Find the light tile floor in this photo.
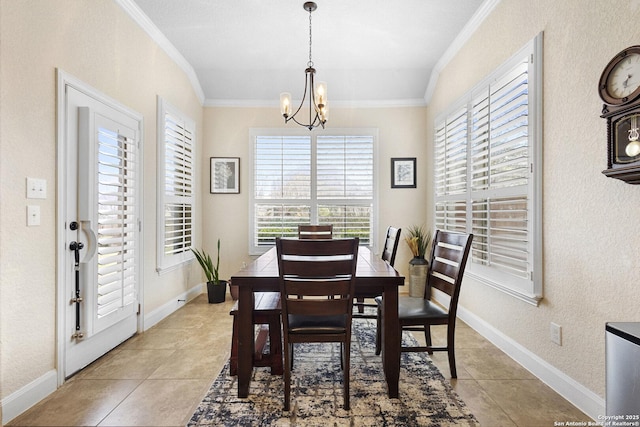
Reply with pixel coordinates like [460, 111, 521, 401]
[8, 294, 589, 426]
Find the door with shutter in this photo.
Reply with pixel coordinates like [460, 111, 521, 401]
[60, 79, 142, 377]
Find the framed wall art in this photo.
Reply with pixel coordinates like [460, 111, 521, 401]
[210, 157, 240, 194]
[391, 157, 416, 188]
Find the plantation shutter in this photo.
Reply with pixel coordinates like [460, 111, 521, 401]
[96, 126, 137, 318]
[317, 136, 374, 245]
[435, 106, 468, 235]
[254, 135, 312, 245]
[250, 130, 377, 253]
[157, 98, 196, 272]
[470, 60, 530, 278]
[433, 33, 542, 303]
[163, 111, 194, 255]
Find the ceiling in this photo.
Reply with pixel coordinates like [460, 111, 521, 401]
[128, 0, 488, 107]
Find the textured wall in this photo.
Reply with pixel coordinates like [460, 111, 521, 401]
[427, 0, 640, 398]
[0, 0, 203, 400]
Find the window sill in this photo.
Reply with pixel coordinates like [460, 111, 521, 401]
[156, 257, 194, 276]
[466, 271, 542, 307]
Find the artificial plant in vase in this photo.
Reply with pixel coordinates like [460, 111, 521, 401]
[405, 225, 432, 298]
[405, 225, 431, 259]
[191, 238, 227, 303]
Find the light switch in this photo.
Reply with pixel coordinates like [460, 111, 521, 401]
[27, 205, 41, 226]
[26, 177, 47, 199]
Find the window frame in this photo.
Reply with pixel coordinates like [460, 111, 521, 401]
[249, 128, 379, 255]
[156, 97, 196, 273]
[433, 33, 543, 305]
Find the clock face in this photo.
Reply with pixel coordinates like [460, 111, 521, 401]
[607, 52, 640, 99]
[599, 46, 640, 105]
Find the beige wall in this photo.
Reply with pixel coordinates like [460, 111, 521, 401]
[0, 0, 203, 404]
[201, 106, 429, 282]
[427, 0, 640, 400]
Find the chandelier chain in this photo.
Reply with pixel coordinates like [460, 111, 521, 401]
[308, 10, 313, 67]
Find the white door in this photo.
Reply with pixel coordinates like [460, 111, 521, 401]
[59, 78, 142, 378]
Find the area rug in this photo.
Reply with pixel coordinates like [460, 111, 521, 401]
[188, 318, 478, 426]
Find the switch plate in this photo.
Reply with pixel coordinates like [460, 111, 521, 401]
[27, 205, 41, 226]
[26, 177, 47, 199]
[550, 322, 562, 346]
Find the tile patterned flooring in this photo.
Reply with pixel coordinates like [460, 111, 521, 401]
[8, 294, 589, 426]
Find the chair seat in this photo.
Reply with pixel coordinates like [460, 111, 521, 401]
[398, 296, 448, 320]
[374, 296, 448, 320]
[289, 314, 347, 334]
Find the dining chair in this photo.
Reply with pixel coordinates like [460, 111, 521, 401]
[354, 226, 401, 318]
[297, 224, 333, 239]
[276, 237, 359, 411]
[374, 230, 473, 378]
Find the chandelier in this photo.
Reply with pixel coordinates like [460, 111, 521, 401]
[280, 1, 328, 131]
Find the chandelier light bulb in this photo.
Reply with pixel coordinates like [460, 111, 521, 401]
[315, 81, 327, 106]
[280, 93, 292, 117]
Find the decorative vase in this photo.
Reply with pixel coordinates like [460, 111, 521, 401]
[207, 280, 227, 304]
[408, 257, 428, 298]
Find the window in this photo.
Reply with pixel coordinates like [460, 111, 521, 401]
[434, 33, 542, 305]
[156, 97, 195, 272]
[249, 129, 377, 254]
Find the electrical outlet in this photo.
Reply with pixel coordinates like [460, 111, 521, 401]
[27, 205, 41, 226]
[550, 322, 562, 346]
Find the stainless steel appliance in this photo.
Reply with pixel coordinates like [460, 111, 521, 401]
[606, 322, 640, 417]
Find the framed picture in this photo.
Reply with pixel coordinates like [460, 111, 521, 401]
[391, 157, 416, 188]
[210, 157, 240, 194]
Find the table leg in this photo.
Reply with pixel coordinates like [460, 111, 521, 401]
[382, 286, 400, 398]
[237, 286, 254, 398]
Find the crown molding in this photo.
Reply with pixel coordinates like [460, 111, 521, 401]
[424, 0, 501, 104]
[114, 0, 205, 104]
[204, 98, 427, 109]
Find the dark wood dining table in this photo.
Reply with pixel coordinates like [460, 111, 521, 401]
[230, 245, 405, 399]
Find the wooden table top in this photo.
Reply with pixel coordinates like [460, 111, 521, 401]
[231, 246, 405, 287]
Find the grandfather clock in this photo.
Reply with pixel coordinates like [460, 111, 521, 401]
[599, 46, 640, 184]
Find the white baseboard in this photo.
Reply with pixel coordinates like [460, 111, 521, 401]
[1, 369, 57, 425]
[143, 283, 204, 330]
[455, 304, 605, 420]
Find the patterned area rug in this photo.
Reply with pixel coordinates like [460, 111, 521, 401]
[188, 318, 478, 426]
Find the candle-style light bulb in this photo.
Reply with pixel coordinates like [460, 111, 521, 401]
[280, 93, 292, 117]
[315, 82, 327, 107]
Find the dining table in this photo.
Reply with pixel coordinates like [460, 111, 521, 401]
[230, 244, 405, 399]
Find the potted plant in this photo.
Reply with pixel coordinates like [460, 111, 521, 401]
[191, 239, 227, 303]
[405, 225, 432, 298]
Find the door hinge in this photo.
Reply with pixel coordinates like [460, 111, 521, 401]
[138, 219, 142, 232]
[137, 303, 141, 315]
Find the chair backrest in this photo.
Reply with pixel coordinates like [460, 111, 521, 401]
[276, 237, 359, 321]
[298, 224, 333, 239]
[381, 226, 402, 267]
[426, 230, 473, 316]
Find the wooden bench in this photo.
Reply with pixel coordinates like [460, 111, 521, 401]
[229, 291, 283, 376]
